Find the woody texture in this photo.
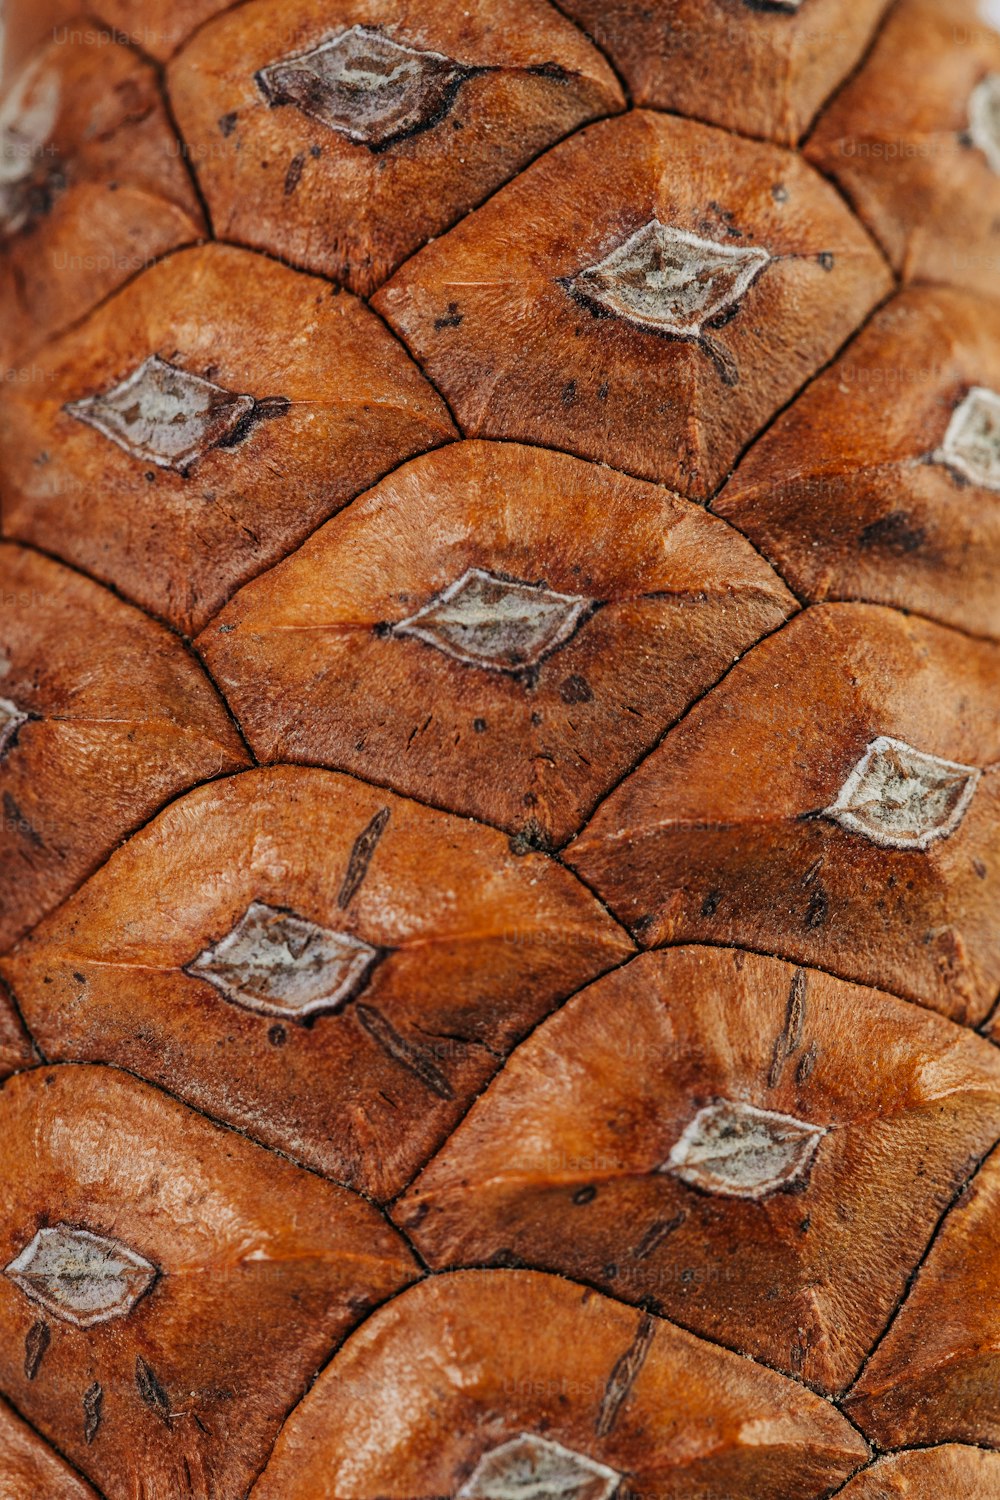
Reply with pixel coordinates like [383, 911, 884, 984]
[0, 1, 999, 1497]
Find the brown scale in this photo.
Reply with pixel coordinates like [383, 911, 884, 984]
[0, 1, 998, 1496]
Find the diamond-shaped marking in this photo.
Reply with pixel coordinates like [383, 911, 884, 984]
[664, 1100, 826, 1201]
[184, 901, 382, 1021]
[5, 1225, 157, 1329]
[969, 74, 1000, 176]
[66, 355, 256, 471]
[457, 1434, 621, 1500]
[394, 568, 592, 673]
[825, 736, 980, 852]
[935, 386, 1000, 492]
[0, 696, 29, 758]
[257, 26, 467, 150]
[0, 58, 61, 235]
[567, 222, 771, 340]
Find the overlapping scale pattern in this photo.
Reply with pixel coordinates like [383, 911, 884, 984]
[1, 1, 998, 1495]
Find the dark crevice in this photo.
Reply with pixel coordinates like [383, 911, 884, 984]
[705, 284, 900, 511]
[560, 604, 803, 850]
[646, 936, 983, 1034]
[841, 1135, 1000, 1403]
[544, 0, 633, 108]
[0, 1388, 111, 1500]
[0, 971, 45, 1065]
[798, 0, 901, 151]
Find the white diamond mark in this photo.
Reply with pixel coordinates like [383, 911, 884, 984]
[664, 1101, 825, 1201]
[457, 1434, 621, 1500]
[936, 387, 1000, 492]
[826, 736, 980, 852]
[0, 696, 29, 758]
[394, 568, 592, 673]
[66, 355, 256, 471]
[184, 901, 382, 1021]
[567, 222, 771, 340]
[969, 73, 1000, 175]
[5, 1225, 157, 1329]
[0, 56, 61, 235]
[257, 26, 466, 149]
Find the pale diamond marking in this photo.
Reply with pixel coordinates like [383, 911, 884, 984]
[5, 1225, 157, 1328]
[567, 221, 771, 340]
[826, 736, 980, 851]
[394, 568, 592, 673]
[257, 26, 467, 149]
[936, 387, 1000, 492]
[66, 355, 256, 471]
[664, 1100, 825, 1200]
[185, 900, 381, 1021]
[0, 55, 61, 235]
[0, 696, 29, 758]
[969, 73, 1000, 176]
[457, 1433, 621, 1500]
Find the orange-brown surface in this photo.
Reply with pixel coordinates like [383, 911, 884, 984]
[715, 288, 1000, 641]
[0, 31, 204, 365]
[374, 110, 893, 499]
[1, 1, 998, 1495]
[0, 543, 247, 949]
[0, 1065, 418, 1500]
[570, 605, 1000, 1022]
[250, 1272, 868, 1499]
[169, 0, 624, 296]
[0, 245, 454, 634]
[199, 440, 795, 844]
[1, 767, 632, 1199]
[396, 947, 1000, 1391]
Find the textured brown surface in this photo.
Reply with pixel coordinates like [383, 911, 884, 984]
[556, 0, 892, 145]
[716, 287, 1000, 640]
[570, 605, 1000, 1023]
[0, 543, 247, 950]
[169, 0, 624, 296]
[250, 1271, 868, 1499]
[0, 244, 455, 634]
[1, 1, 999, 1495]
[0, 1397, 99, 1500]
[846, 1141, 1000, 1449]
[1, 766, 631, 1199]
[0, 1065, 418, 1500]
[374, 109, 893, 499]
[837, 1446, 1000, 1498]
[198, 440, 795, 844]
[0, 32, 204, 366]
[397, 947, 1000, 1391]
[805, 0, 1000, 297]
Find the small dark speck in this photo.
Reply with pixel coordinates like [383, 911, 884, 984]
[218, 112, 238, 137]
[218, 623, 235, 634]
[597, 381, 609, 400]
[974, 859, 988, 879]
[561, 380, 577, 406]
[473, 718, 487, 734]
[145, 472, 156, 483]
[818, 252, 835, 271]
[559, 674, 593, 705]
[268, 1024, 287, 1046]
[701, 890, 721, 918]
[434, 302, 463, 330]
[573, 1185, 597, 1205]
[772, 183, 789, 203]
[310, 144, 322, 158]
[73, 971, 87, 984]
[531, 711, 544, 727]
